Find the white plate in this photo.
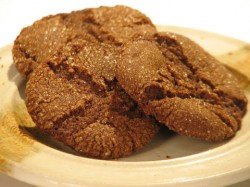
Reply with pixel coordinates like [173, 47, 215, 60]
[0, 26, 250, 187]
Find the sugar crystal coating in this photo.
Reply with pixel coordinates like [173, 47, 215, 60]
[12, 5, 156, 79]
[26, 39, 159, 159]
[116, 32, 247, 141]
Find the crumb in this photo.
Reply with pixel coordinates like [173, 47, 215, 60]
[165, 155, 171, 159]
[228, 52, 233, 55]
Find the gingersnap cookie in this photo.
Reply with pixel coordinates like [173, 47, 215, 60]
[12, 5, 156, 79]
[26, 39, 159, 159]
[12, 13, 96, 79]
[116, 32, 248, 142]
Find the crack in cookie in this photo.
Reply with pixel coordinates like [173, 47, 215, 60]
[116, 32, 247, 142]
[26, 39, 159, 159]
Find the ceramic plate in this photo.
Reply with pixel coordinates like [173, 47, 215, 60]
[0, 26, 250, 187]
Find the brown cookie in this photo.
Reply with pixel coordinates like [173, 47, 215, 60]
[12, 13, 96, 79]
[75, 5, 156, 44]
[12, 5, 156, 79]
[26, 39, 159, 159]
[116, 32, 248, 142]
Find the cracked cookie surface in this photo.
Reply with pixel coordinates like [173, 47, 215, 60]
[12, 5, 156, 79]
[116, 32, 248, 141]
[26, 39, 159, 159]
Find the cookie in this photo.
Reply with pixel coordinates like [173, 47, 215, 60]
[12, 13, 95, 79]
[12, 5, 156, 79]
[26, 39, 159, 159]
[116, 32, 248, 142]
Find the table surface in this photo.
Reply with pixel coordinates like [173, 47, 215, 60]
[0, 0, 250, 186]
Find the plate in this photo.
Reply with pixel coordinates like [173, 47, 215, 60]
[0, 26, 250, 187]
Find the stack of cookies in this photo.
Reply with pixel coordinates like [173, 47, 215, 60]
[12, 5, 247, 159]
